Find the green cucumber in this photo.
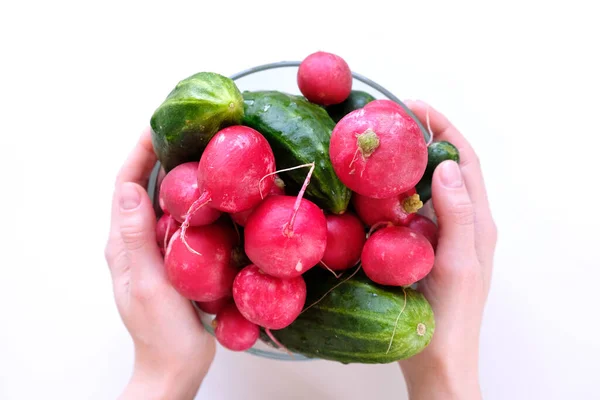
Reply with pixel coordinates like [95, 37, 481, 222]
[325, 90, 376, 122]
[416, 141, 460, 203]
[242, 91, 351, 214]
[263, 268, 434, 364]
[150, 72, 244, 172]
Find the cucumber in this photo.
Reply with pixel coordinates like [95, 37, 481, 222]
[263, 268, 434, 364]
[150, 72, 244, 172]
[416, 141, 460, 203]
[242, 91, 351, 214]
[325, 90, 376, 122]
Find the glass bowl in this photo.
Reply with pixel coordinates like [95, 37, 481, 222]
[146, 61, 428, 361]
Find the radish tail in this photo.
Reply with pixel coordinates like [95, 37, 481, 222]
[320, 261, 342, 278]
[258, 163, 313, 199]
[301, 264, 362, 315]
[265, 329, 294, 358]
[386, 287, 408, 354]
[367, 221, 394, 238]
[283, 162, 315, 236]
[180, 191, 211, 256]
[163, 215, 173, 250]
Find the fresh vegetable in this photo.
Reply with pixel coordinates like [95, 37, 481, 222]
[407, 215, 438, 251]
[244, 196, 327, 278]
[297, 51, 352, 105]
[159, 162, 221, 226]
[264, 268, 435, 364]
[416, 141, 460, 203]
[195, 297, 232, 315]
[214, 302, 260, 351]
[165, 225, 238, 302]
[330, 107, 428, 198]
[326, 90, 376, 122]
[352, 188, 423, 227]
[363, 99, 406, 114]
[156, 213, 180, 254]
[242, 90, 351, 214]
[361, 226, 434, 286]
[150, 72, 244, 171]
[233, 265, 306, 330]
[230, 175, 285, 227]
[321, 213, 366, 271]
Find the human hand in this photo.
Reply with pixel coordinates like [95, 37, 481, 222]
[398, 101, 497, 400]
[104, 128, 215, 400]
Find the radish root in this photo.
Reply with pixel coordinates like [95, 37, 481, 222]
[283, 162, 315, 236]
[180, 192, 211, 256]
[164, 215, 173, 251]
[301, 264, 362, 315]
[259, 163, 313, 199]
[367, 221, 394, 238]
[265, 328, 294, 358]
[425, 106, 434, 147]
[320, 261, 342, 278]
[386, 287, 408, 354]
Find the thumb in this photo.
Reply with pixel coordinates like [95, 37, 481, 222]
[118, 182, 163, 277]
[431, 161, 477, 269]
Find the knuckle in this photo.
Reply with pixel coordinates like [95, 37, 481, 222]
[120, 222, 147, 251]
[448, 202, 475, 226]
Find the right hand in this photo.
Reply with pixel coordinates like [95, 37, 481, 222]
[398, 101, 497, 400]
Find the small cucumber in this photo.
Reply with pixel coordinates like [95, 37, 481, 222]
[262, 268, 435, 364]
[325, 90, 376, 122]
[416, 141, 460, 203]
[242, 91, 351, 214]
[150, 72, 244, 171]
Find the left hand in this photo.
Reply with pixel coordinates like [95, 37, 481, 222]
[104, 128, 215, 400]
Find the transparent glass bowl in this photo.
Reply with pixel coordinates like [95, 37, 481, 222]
[146, 61, 428, 361]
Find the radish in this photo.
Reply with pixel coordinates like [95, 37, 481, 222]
[213, 302, 260, 351]
[321, 213, 366, 272]
[352, 187, 423, 227]
[363, 99, 407, 115]
[244, 195, 327, 278]
[407, 214, 439, 251]
[329, 107, 427, 198]
[165, 224, 238, 302]
[155, 213, 180, 254]
[297, 51, 352, 106]
[195, 297, 232, 315]
[230, 175, 285, 227]
[233, 265, 306, 330]
[361, 226, 434, 286]
[159, 162, 222, 226]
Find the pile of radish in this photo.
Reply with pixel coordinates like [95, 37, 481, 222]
[155, 51, 440, 353]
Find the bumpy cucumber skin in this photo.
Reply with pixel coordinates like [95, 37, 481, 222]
[262, 269, 435, 364]
[150, 72, 244, 172]
[326, 90, 376, 122]
[242, 91, 351, 214]
[416, 141, 460, 203]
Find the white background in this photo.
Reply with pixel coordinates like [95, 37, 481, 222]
[1, 0, 599, 399]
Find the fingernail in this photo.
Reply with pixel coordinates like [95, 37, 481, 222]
[120, 183, 141, 210]
[440, 161, 463, 188]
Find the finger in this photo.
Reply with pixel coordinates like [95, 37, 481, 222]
[114, 182, 164, 282]
[430, 161, 478, 279]
[406, 100, 496, 265]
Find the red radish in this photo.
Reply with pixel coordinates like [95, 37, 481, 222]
[230, 175, 286, 227]
[361, 226, 434, 286]
[297, 51, 352, 106]
[321, 213, 366, 271]
[159, 162, 221, 226]
[407, 214, 439, 251]
[329, 107, 427, 198]
[363, 99, 408, 115]
[213, 303, 260, 351]
[244, 196, 327, 278]
[155, 213, 180, 254]
[195, 297, 232, 315]
[233, 265, 306, 330]
[165, 224, 238, 302]
[352, 187, 423, 227]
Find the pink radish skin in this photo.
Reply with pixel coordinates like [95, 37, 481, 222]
[165, 225, 238, 302]
[155, 213, 180, 254]
[195, 297, 232, 315]
[196, 126, 275, 213]
[159, 162, 222, 225]
[297, 51, 352, 106]
[244, 196, 327, 278]
[363, 99, 408, 115]
[329, 107, 427, 199]
[361, 226, 434, 286]
[214, 303, 260, 351]
[352, 187, 423, 227]
[321, 213, 366, 271]
[407, 214, 439, 251]
[230, 175, 285, 227]
[233, 265, 306, 330]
